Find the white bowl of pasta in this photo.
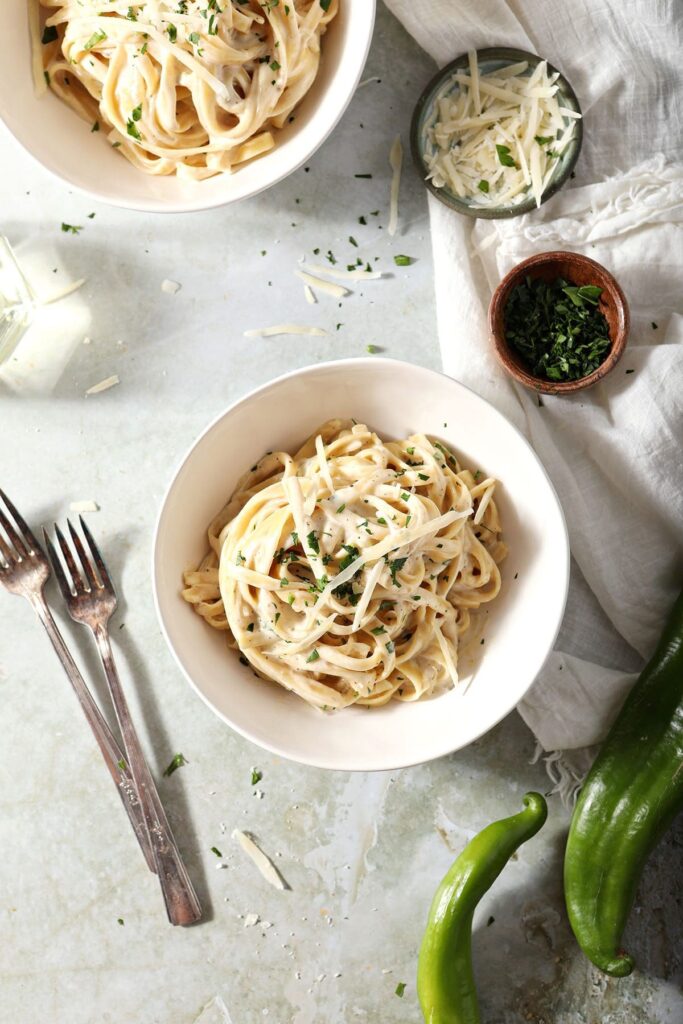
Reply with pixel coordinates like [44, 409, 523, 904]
[0, 1, 374, 212]
[153, 358, 569, 771]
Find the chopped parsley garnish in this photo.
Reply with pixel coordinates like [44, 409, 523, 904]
[326, 249, 337, 265]
[389, 557, 408, 586]
[306, 530, 320, 555]
[166, 23, 178, 42]
[162, 752, 188, 777]
[651, 321, 658, 329]
[400, 491, 409, 502]
[478, 179, 489, 193]
[393, 254, 413, 266]
[354, 173, 372, 178]
[358, 215, 367, 225]
[61, 223, 82, 234]
[235, 551, 246, 565]
[246, 622, 254, 633]
[251, 767, 262, 785]
[336, 503, 346, 513]
[366, 344, 377, 354]
[376, 516, 387, 525]
[117, 917, 124, 926]
[306, 649, 320, 663]
[127, 6, 138, 20]
[91, 120, 100, 132]
[395, 982, 406, 997]
[338, 544, 360, 572]
[371, 625, 386, 635]
[270, 60, 281, 71]
[84, 29, 107, 50]
[320, 0, 332, 9]
[385, 640, 395, 653]
[379, 600, 395, 611]
[496, 144, 516, 167]
[117, 758, 127, 772]
[504, 276, 611, 382]
[418, 472, 429, 481]
[349, 235, 358, 247]
[291, 531, 299, 544]
[189, 31, 200, 44]
[41, 25, 58, 44]
[534, 134, 554, 146]
[210, 846, 222, 858]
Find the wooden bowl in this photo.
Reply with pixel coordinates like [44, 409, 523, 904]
[488, 251, 630, 395]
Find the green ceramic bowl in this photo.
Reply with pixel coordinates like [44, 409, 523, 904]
[410, 47, 583, 220]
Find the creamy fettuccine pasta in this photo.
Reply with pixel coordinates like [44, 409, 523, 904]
[32, 0, 337, 179]
[182, 420, 507, 710]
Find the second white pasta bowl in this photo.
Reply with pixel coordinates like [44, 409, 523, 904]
[153, 358, 569, 771]
[0, 0, 375, 213]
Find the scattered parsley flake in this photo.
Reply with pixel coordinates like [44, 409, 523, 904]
[41, 25, 58, 44]
[91, 120, 100, 133]
[393, 254, 413, 266]
[395, 982, 406, 997]
[162, 752, 188, 777]
[210, 846, 222, 858]
[166, 23, 177, 42]
[354, 173, 372, 179]
[61, 223, 82, 234]
[251, 768, 263, 785]
[117, 917, 124, 926]
[478, 179, 489, 193]
[306, 649, 320, 663]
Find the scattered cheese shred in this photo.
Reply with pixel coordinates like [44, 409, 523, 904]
[294, 270, 348, 299]
[244, 325, 327, 339]
[303, 262, 383, 282]
[233, 830, 288, 890]
[424, 53, 581, 210]
[304, 283, 316, 304]
[161, 279, 182, 294]
[69, 500, 99, 513]
[243, 913, 260, 928]
[41, 278, 86, 305]
[388, 135, 403, 237]
[85, 375, 120, 396]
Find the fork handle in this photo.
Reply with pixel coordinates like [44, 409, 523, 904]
[93, 625, 202, 927]
[30, 595, 156, 873]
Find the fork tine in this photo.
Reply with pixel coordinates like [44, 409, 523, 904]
[0, 501, 28, 558]
[54, 523, 85, 594]
[79, 516, 115, 595]
[0, 488, 41, 555]
[43, 528, 75, 600]
[67, 519, 99, 591]
[0, 531, 15, 568]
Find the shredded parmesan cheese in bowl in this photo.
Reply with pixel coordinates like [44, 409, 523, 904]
[411, 47, 582, 218]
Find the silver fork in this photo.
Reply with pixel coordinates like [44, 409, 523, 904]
[45, 516, 202, 927]
[0, 488, 155, 873]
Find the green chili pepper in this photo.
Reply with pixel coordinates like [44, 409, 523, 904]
[564, 585, 683, 977]
[417, 792, 547, 1024]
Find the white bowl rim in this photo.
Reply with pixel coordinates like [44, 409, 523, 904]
[0, 0, 376, 214]
[152, 357, 570, 771]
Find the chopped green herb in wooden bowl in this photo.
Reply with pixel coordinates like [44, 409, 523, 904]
[488, 251, 629, 394]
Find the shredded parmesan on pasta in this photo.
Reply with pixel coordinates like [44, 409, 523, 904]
[183, 421, 506, 710]
[34, 0, 337, 179]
